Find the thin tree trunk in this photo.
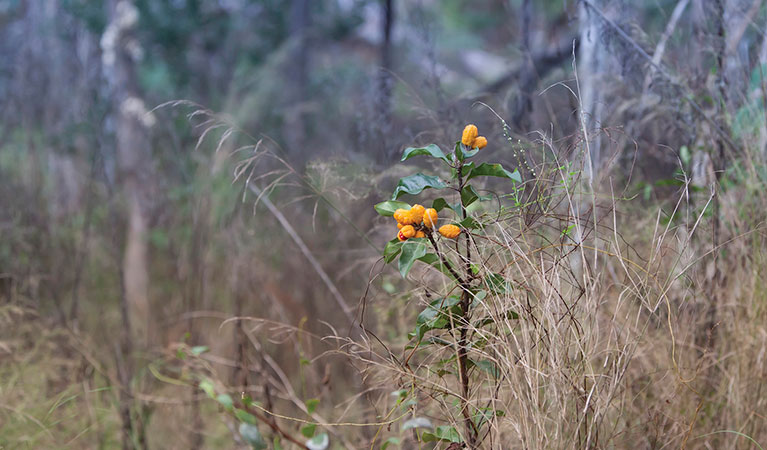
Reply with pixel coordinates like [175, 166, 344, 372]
[102, 1, 154, 447]
[376, 0, 395, 163]
[285, 0, 311, 159]
[577, 0, 604, 182]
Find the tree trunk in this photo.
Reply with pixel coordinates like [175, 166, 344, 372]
[577, 0, 605, 182]
[375, 0, 395, 163]
[101, 1, 154, 447]
[284, 0, 311, 159]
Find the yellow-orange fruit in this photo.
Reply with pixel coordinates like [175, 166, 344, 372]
[397, 231, 408, 241]
[400, 225, 416, 239]
[423, 208, 438, 228]
[438, 224, 461, 239]
[410, 204, 425, 224]
[461, 124, 478, 146]
[472, 136, 487, 149]
[393, 208, 408, 224]
[397, 223, 404, 229]
[415, 231, 426, 238]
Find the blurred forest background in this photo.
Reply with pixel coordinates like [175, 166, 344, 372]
[2, 0, 767, 449]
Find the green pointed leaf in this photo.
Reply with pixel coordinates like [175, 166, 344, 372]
[391, 173, 447, 200]
[484, 273, 511, 293]
[305, 398, 320, 414]
[301, 423, 317, 438]
[410, 297, 462, 340]
[199, 379, 215, 399]
[383, 239, 404, 263]
[235, 409, 258, 425]
[469, 359, 500, 378]
[381, 437, 401, 450]
[374, 200, 411, 217]
[431, 198, 448, 212]
[398, 239, 428, 278]
[459, 216, 480, 229]
[473, 408, 504, 431]
[190, 345, 209, 356]
[466, 163, 522, 182]
[416, 253, 457, 280]
[422, 425, 463, 443]
[401, 144, 449, 164]
[461, 147, 480, 159]
[216, 394, 234, 410]
[239, 423, 267, 450]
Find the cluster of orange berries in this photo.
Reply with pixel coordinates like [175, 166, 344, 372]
[461, 124, 487, 149]
[394, 205, 461, 241]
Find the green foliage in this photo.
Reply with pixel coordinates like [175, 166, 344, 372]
[239, 423, 267, 450]
[422, 425, 462, 443]
[391, 173, 447, 200]
[374, 200, 412, 217]
[401, 144, 451, 164]
[376, 128, 521, 446]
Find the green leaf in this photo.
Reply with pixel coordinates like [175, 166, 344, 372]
[410, 297, 462, 341]
[461, 185, 479, 207]
[484, 273, 510, 293]
[391, 389, 408, 404]
[383, 239, 404, 264]
[469, 359, 500, 378]
[301, 423, 317, 438]
[461, 147, 480, 159]
[305, 398, 320, 414]
[416, 253, 456, 280]
[680, 145, 691, 166]
[398, 239, 428, 278]
[422, 425, 463, 443]
[239, 423, 267, 450]
[391, 173, 447, 200]
[381, 437, 401, 450]
[374, 200, 411, 217]
[235, 409, 258, 425]
[431, 198, 449, 211]
[306, 432, 329, 450]
[466, 163, 521, 182]
[561, 224, 576, 236]
[190, 345, 209, 356]
[473, 408, 504, 430]
[199, 379, 216, 399]
[216, 394, 234, 410]
[401, 144, 449, 164]
[459, 216, 480, 229]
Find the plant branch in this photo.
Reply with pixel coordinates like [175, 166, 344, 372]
[237, 400, 309, 449]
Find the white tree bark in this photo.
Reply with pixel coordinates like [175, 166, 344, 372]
[102, 0, 155, 347]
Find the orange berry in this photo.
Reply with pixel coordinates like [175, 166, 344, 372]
[410, 204, 425, 224]
[393, 208, 408, 224]
[461, 124, 478, 146]
[472, 136, 487, 149]
[438, 224, 461, 239]
[423, 208, 438, 228]
[415, 231, 426, 238]
[400, 225, 416, 239]
[397, 223, 404, 229]
[397, 231, 408, 242]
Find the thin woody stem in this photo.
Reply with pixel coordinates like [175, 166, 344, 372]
[237, 400, 309, 449]
[456, 151, 478, 447]
[426, 232, 466, 285]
